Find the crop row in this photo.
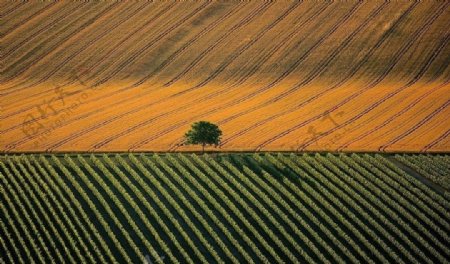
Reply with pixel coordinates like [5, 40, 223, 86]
[0, 153, 448, 263]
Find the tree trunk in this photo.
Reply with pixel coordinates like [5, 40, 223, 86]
[202, 143, 205, 154]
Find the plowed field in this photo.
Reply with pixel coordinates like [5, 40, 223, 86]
[1, 1, 449, 152]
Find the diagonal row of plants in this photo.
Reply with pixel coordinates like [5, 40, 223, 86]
[0, 153, 448, 263]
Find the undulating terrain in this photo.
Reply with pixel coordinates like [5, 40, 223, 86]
[1, 1, 449, 152]
[1, 2, 449, 264]
[0, 153, 448, 263]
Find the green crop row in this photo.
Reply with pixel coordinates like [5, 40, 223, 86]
[0, 153, 448, 263]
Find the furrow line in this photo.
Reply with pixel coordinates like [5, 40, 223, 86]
[253, 2, 438, 151]
[93, 1, 213, 87]
[1, 2, 121, 84]
[191, 1, 304, 89]
[0, 2, 174, 116]
[298, 13, 450, 150]
[422, 128, 450, 152]
[130, 2, 246, 88]
[2, 1, 150, 97]
[1, 2, 86, 62]
[218, 1, 391, 145]
[379, 99, 450, 151]
[0, 1, 59, 39]
[335, 32, 450, 150]
[7, 2, 272, 150]
[121, 2, 364, 150]
[161, 1, 274, 87]
[338, 81, 449, 151]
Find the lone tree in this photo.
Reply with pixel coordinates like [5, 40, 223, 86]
[184, 121, 222, 153]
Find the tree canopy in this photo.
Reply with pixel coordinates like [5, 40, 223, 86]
[184, 121, 222, 152]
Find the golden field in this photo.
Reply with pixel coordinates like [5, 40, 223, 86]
[0, 0, 449, 152]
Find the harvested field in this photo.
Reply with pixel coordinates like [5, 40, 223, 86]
[1, 1, 449, 152]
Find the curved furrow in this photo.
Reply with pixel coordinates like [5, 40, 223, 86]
[1, 3, 198, 115]
[7, 3, 274, 150]
[30, 2, 322, 150]
[91, 2, 359, 150]
[0, 1, 59, 39]
[0, 80, 79, 122]
[1, 2, 150, 98]
[422, 128, 450, 152]
[161, 1, 274, 87]
[0, 5, 150, 126]
[2, 97, 100, 149]
[338, 82, 449, 151]
[190, 1, 304, 89]
[4, 85, 179, 150]
[209, 1, 331, 97]
[294, 1, 391, 87]
[0, 74, 76, 98]
[31, 44, 224, 153]
[125, 120, 205, 151]
[107, 2, 386, 150]
[379, 99, 450, 151]
[303, 1, 420, 88]
[11, 3, 225, 150]
[94, 101, 217, 150]
[366, 101, 450, 152]
[0, 1, 318, 123]
[225, 0, 417, 100]
[71, 2, 178, 85]
[252, 2, 432, 151]
[156, 2, 331, 101]
[1, 2, 121, 84]
[130, 3, 247, 88]
[2, 2, 121, 89]
[337, 34, 450, 151]
[237, 1, 363, 94]
[297, 4, 447, 150]
[336, 30, 450, 138]
[1, 2, 86, 62]
[203, 0, 366, 116]
[4, 2, 448, 153]
[228, 2, 340, 87]
[90, 80, 270, 150]
[0, 1, 172, 94]
[0, 4, 230, 114]
[92, 1, 213, 87]
[116, 1, 333, 137]
[298, 84, 446, 152]
[249, 0, 419, 107]
[219, 2, 388, 145]
[297, 8, 445, 153]
[0, 2, 204, 120]
[296, 17, 449, 151]
[0, 3, 176, 104]
[185, 1, 346, 102]
[0, 3, 392, 152]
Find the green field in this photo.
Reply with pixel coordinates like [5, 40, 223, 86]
[0, 153, 449, 264]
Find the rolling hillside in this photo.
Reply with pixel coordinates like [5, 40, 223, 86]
[1, 1, 449, 152]
[0, 153, 448, 263]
